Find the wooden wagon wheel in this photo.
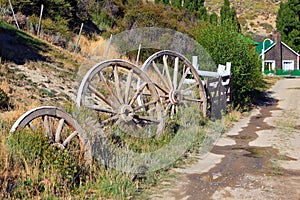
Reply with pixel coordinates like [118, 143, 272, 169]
[76, 59, 164, 137]
[141, 50, 207, 118]
[9, 106, 92, 161]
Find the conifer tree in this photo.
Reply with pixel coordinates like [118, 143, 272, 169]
[276, 0, 300, 52]
[220, 0, 240, 32]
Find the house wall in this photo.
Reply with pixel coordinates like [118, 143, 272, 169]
[282, 44, 298, 70]
[265, 47, 278, 67]
[265, 43, 298, 70]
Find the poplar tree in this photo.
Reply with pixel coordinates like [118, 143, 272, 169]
[276, 0, 300, 52]
[220, 0, 240, 32]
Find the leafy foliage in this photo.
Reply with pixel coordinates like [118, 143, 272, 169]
[154, 0, 208, 21]
[220, 0, 241, 32]
[276, 0, 300, 52]
[194, 25, 263, 107]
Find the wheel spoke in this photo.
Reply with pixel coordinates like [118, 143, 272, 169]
[124, 69, 133, 104]
[173, 57, 179, 89]
[152, 61, 171, 90]
[62, 131, 78, 147]
[88, 85, 112, 107]
[86, 105, 115, 113]
[182, 82, 200, 94]
[55, 118, 64, 143]
[98, 72, 121, 105]
[43, 115, 51, 139]
[101, 114, 120, 125]
[129, 82, 147, 106]
[154, 82, 169, 95]
[114, 65, 124, 104]
[177, 66, 190, 90]
[171, 104, 175, 117]
[133, 99, 158, 111]
[28, 122, 36, 132]
[182, 96, 203, 103]
[133, 115, 160, 123]
[162, 55, 173, 89]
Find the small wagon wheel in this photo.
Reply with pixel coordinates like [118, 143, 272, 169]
[76, 59, 164, 137]
[9, 106, 92, 161]
[141, 50, 207, 118]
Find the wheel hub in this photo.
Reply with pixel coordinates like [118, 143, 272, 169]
[169, 90, 182, 105]
[119, 104, 134, 122]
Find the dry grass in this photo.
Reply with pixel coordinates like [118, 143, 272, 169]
[78, 35, 119, 59]
[0, 79, 11, 95]
[0, 98, 41, 127]
[263, 76, 282, 90]
[224, 109, 243, 129]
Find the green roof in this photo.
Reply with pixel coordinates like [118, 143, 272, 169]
[256, 40, 276, 55]
[238, 34, 257, 45]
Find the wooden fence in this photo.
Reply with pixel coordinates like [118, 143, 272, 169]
[191, 58, 232, 119]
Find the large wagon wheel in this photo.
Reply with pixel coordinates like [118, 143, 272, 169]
[76, 59, 164, 137]
[141, 50, 207, 118]
[9, 106, 92, 161]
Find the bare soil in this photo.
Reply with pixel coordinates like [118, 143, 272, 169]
[151, 78, 300, 199]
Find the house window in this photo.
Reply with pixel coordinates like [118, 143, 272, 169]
[282, 60, 294, 71]
[264, 60, 275, 70]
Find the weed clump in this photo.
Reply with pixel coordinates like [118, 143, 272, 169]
[0, 88, 9, 109]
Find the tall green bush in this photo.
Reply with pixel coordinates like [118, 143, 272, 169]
[0, 88, 9, 109]
[193, 25, 263, 108]
[276, 0, 300, 52]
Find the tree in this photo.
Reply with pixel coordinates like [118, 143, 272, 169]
[220, 0, 240, 32]
[183, 0, 205, 12]
[209, 12, 218, 25]
[194, 25, 263, 107]
[172, 0, 181, 9]
[276, 0, 300, 52]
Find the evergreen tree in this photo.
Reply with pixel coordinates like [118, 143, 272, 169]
[209, 12, 218, 25]
[276, 0, 300, 52]
[172, 0, 181, 9]
[220, 0, 240, 32]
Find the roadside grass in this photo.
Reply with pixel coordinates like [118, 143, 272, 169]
[0, 100, 234, 199]
[260, 76, 282, 91]
[269, 158, 283, 175]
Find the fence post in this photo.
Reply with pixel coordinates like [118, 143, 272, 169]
[8, 0, 20, 30]
[37, 4, 44, 36]
[74, 23, 84, 53]
[105, 34, 113, 59]
[136, 44, 141, 66]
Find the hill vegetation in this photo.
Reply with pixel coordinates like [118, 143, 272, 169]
[0, 0, 283, 199]
[0, 0, 265, 107]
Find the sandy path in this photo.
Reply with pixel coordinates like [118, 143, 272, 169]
[151, 78, 300, 199]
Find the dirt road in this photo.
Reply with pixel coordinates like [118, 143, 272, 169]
[151, 78, 300, 199]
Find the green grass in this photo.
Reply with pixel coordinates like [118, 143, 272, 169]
[0, 102, 227, 199]
[0, 20, 48, 48]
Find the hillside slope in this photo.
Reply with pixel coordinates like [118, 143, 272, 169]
[0, 21, 82, 110]
[205, 0, 287, 37]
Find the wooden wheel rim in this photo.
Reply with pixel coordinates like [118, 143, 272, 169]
[76, 59, 165, 137]
[141, 50, 207, 117]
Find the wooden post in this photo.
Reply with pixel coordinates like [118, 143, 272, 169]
[105, 34, 113, 59]
[37, 4, 44, 36]
[8, 0, 20, 30]
[74, 23, 84, 53]
[135, 44, 141, 66]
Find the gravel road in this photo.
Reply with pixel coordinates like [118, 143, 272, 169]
[151, 78, 300, 199]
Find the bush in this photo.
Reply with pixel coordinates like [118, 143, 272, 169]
[193, 25, 263, 108]
[0, 88, 9, 109]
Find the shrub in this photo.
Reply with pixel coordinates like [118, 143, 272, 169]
[193, 25, 263, 108]
[0, 88, 9, 109]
